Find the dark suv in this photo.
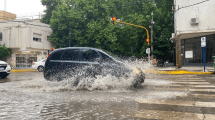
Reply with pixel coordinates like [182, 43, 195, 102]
[44, 47, 145, 87]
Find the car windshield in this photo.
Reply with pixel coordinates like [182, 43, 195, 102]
[102, 50, 121, 60]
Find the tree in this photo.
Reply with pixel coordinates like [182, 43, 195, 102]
[41, 0, 63, 24]
[152, 0, 174, 60]
[0, 44, 11, 60]
[47, 0, 174, 59]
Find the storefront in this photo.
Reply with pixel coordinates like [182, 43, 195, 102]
[16, 54, 37, 68]
[181, 34, 215, 66]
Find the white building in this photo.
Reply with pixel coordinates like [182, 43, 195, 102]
[0, 19, 54, 69]
[172, 0, 215, 67]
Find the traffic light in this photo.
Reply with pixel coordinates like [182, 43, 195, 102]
[146, 39, 150, 46]
[112, 17, 116, 25]
[52, 47, 55, 50]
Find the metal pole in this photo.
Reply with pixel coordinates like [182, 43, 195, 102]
[203, 47, 205, 72]
[4, 0, 6, 11]
[151, 12, 153, 62]
[151, 24, 153, 61]
[148, 48, 150, 62]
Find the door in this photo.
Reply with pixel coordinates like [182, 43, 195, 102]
[97, 51, 123, 77]
[61, 49, 81, 76]
[44, 50, 65, 80]
[79, 49, 102, 78]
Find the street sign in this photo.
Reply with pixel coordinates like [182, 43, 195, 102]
[201, 37, 206, 72]
[146, 48, 150, 54]
[201, 37, 206, 47]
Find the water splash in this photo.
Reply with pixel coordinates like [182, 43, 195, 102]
[17, 58, 154, 92]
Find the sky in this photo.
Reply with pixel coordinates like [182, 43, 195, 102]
[0, 0, 46, 19]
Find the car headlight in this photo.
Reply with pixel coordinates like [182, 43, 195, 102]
[134, 67, 140, 74]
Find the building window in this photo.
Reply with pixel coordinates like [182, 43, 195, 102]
[0, 32, 2, 41]
[47, 36, 50, 41]
[33, 33, 42, 42]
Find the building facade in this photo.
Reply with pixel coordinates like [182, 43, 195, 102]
[0, 18, 54, 69]
[172, 0, 215, 67]
[0, 11, 16, 21]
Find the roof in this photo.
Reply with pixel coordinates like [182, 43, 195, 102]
[0, 18, 50, 28]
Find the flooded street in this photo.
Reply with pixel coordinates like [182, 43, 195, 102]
[0, 72, 215, 120]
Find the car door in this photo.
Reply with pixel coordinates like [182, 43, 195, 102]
[61, 49, 81, 76]
[44, 50, 65, 80]
[97, 51, 124, 77]
[79, 49, 102, 78]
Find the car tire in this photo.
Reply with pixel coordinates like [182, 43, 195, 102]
[0, 74, 8, 78]
[37, 66, 44, 72]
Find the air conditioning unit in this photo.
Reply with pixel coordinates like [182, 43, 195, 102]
[190, 18, 199, 25]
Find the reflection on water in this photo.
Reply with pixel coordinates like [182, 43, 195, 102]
[0, 61, 189, 119]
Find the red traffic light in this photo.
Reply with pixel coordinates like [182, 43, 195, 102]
[52, 47, 55, 50]
[112, 17, 116, 25]
[146, 39, 150, 46]
[112, 17, 116, 21]
[146, 39, 149, 42]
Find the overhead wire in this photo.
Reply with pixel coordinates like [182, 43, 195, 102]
[176, 0, 209, 11]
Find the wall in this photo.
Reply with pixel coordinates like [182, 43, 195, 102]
[0, 11, 16, 21]
[174, 0, 215, 34]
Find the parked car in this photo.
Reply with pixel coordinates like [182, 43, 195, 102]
[0, 60, 11, 78]
[44, 47, 145, 87]
[32, 59, 46, 72]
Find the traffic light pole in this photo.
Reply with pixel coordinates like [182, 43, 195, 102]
[115, 21, 149, 40]
[150, 12, 154, 63]
[114, 20, 150, 62]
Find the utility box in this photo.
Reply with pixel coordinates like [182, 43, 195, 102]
[213, 56, 215, 69]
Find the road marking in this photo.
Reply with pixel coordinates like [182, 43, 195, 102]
[145, 91, 188, 97]
[188, 78, 203, 79]
[192, 94, 215, 98]
[148, 84, 186, 87]
[135, 99, 215, 108]
[172, 80, 206, 82]
[176, 82, 209, 84]
[189, 89, 215, 92]
[133, 109, 207, 120]
[153, 87, 187, 91]
[191, 85, 215, 88]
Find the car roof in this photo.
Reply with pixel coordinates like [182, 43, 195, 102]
[54, 47, 100, 51]
[52, 47, 116, 60]
[53, 47, 109, 54]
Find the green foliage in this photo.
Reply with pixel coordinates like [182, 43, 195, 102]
[41, 0, 63, 24]
[0, 44, 11, 59]
[44, 0, 174, 59]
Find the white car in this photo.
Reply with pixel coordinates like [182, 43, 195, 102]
[0, 60, 11, 78]
[32, 59, 46, 72]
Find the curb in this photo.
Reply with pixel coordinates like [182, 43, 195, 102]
[143, 70, 213, 75]
[11, 69, 38, 72]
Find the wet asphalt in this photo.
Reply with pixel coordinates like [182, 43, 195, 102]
[0, 72, 215, 120]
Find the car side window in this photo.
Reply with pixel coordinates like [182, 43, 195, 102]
[51, 50, 64, 60]
[98, 51, 113, 63]
[62, 49, 80, 61]
[42, 59, 46, 62]
[81, 49, 100, 62]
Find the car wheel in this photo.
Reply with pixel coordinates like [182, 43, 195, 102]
[37, 66, 44, 72]
[0, 74, 8, 78]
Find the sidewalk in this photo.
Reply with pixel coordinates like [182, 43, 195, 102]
[11, 68, 37, 72]
[10, 66, 215, 75]
[144, 65, 215, 75]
